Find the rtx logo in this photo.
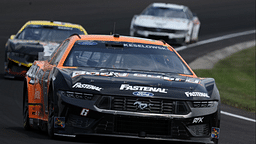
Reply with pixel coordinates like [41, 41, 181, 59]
[192, 117, 204, 123]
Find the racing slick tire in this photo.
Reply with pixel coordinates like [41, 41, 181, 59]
[23, 89, 31, 130]
[47, 90, 55, 138]
[213, 139, 219, 144]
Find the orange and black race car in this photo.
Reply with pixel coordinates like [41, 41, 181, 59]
[4, 20, 87, 78]
[23, 34, 220, 144]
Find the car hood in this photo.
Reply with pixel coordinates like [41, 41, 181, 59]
[58, 68, 214, 101]
[133, 15, 190, 30]
[8, 39, 60, 56]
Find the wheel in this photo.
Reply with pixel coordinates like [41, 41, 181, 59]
[213, 139, 219, 144]
[23, 89, 31, 130]
[47, 91, 55, 138]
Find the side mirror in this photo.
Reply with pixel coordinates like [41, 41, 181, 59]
[10, 35, 16, 39]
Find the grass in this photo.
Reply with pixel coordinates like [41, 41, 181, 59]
[193, 46, 255, 112]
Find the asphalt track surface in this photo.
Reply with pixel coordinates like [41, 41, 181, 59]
[0, 0, 255, 144]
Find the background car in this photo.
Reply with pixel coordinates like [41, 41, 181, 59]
[4, 20, 88, 78]
[130, 3, 200, 45]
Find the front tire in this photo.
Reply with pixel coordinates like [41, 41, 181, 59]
[23, 88, 31, 130]
[47, 91, 55, 138]
[214, 139, 219, 144]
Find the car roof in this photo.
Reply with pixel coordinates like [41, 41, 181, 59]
[17, 20, 87, 35]
[151, 3, 186, 10]
[69, 34, 168, 46]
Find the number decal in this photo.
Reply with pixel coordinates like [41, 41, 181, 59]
[80, 109, 89, 116]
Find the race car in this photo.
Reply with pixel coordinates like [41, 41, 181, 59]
[23, 34, 220, 144]
[130, 3, 200, 44]
[4, 20, 88, 78]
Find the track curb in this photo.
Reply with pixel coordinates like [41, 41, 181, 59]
[189, 40, 256, 69]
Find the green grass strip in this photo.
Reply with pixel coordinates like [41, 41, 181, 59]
[193, 46, 255, 112]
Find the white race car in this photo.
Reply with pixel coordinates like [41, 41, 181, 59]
[130, 3, 200, 44]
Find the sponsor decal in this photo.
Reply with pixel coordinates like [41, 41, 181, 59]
[192, 117, 204, 123]
[58, 26, 73, 30]
[134, 73, 188, 82]
[211, 127, 220, 139]
[78, 41, 98, 46]
[133, 91, 154, 97]
[28, 25, 41, 28]
[133, 73, 186, 82]
[134, 101, 154, 110]
[185, 92, 210, 98]
[72, 71, 86, 77]
[123, 43, 168, 50]
[72, 82, 102, 91]
[71, 71, 128, 78]
[34, 89, 40, 99]
[71, 71, 200, 84]
[134, 73, 161, 79]
[120, 84, 167, 93]
[54, 117, 65, 128]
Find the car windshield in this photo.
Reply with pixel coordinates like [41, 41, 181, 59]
[141, 6, 187, 19]
[16, 25, 84, 43]
[63, 41, 192, 75]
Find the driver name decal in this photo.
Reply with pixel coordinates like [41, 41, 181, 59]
[123, 43, 168, 50]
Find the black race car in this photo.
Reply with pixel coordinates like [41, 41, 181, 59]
[23, 34, 220, 144]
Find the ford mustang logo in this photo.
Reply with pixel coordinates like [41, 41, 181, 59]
[133, 91, 154, 97]
[134, 101, 154, 110]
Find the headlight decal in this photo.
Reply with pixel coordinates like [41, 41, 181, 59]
[60, 90, 94, 100]
[191, 101, 215, 108]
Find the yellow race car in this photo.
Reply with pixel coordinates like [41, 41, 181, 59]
[4, 20, 88, 78]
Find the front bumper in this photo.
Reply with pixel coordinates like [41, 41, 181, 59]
[4, 60, 30, 78]
[130, 25, 188, 41]
[53, 92, 220, 143]
[4, 51, 37, 77]
[136, 30, 186, 39]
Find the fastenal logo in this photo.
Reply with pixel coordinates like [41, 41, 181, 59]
[185, 92, 210, 98]
[120, 84, 167, 93]
[72, 82, 102, 91]
[134, 101, 154, 110]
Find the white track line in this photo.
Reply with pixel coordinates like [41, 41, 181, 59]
[176, 30, 256, 51]
[221, 111, 256, 123]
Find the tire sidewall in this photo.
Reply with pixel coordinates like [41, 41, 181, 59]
[23, 88, 31, 130]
